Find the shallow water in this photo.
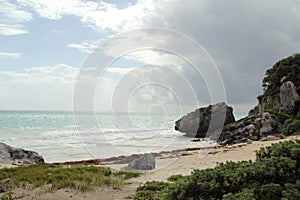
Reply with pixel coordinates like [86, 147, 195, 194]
[0, 111, 245, 163]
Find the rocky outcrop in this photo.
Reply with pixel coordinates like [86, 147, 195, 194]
[126, 153, 155, 170]
[176, 54, 300, 145]
[279, 81, 300, 113]
[0, 142, 44, 165]
[218, 112, 278, 145]
[175, 102, 235, 138]
[255, 81, 300, 115]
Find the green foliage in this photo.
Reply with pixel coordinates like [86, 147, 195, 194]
[266, 109, 291, 124]
[223, 189, 255, 200]
[262, 53, 300, 97]
[134, 181, 169, 200]
[114, 170, 140, 179]
[281, 182, 300, 200]
[0, 193, 14, 200]
[134, 140, 300, 199]
[0, 164, 139, 192]
[279, 119, 300, 135]
[167, 174, 184, 182]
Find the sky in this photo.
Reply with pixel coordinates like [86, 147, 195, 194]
[1, 0, 300, 114]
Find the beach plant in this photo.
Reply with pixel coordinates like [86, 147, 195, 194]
[0, 164, 139, 193]
[278, 119, 300, 135]
[167, 174, 184, 182]
[0, 193, 14, 200]
[134, 140, 300, 199]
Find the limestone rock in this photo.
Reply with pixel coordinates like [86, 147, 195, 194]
[127, 153, 155, 170]
[279, 81, 300, 113]
[256, 80, 300, 115]
[175, 102, 235, 138]
[0, 185, 8, 193]
[0, 142, 44, 165]
[218, 112, 278, 145]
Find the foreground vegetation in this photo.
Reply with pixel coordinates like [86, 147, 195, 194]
[134, 140, 300, 199]
[0, 164, 139, 193]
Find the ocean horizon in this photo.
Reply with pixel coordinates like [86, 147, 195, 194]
[0, 110, 246, 163]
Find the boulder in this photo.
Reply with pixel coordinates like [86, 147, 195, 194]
[0, 185, 8, 193]
[127, 153, 155, 170]
[218, 112, 278, 145]
[175, 102, 235, 138]
[0, 142, 44, 165]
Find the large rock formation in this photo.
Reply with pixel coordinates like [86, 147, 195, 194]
[176, 54, 300, 145]
[175, 102, 235, 138]
[221, 54, 300, 144]
[0, 142, 44, 165]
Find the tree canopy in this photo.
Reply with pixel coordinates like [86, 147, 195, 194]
[262, 54, 300, 97]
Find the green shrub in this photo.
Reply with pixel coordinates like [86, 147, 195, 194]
[223, 189, 255, 200]
[135, 181, 169, 200]
[281, 183, 300, 200]
[255, 183, 282, 200]
[167, 174, 184, 182]
[279, 119, 300, 135]
[134, 140, 300, 200]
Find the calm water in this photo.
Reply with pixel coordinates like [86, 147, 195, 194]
[0, 111, 245, 163]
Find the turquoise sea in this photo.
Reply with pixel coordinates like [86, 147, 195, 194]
[0, 111, 245, 163]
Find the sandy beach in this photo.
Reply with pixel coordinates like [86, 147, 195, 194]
[1, 135, 299, 200]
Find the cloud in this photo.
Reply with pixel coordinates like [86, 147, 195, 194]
[0, 23, 28, 35]
[68, 41, 101, 54]
[70, 0, 300, 114]
[0, 63, 145, 111]
[17, 0, 160, 32]
[0, 51, 21, 59]
[3, 0, 300, 114]
[0, 0, 32, 35]
[106, 67, 135, 75]
[0, 63, 78, 84]
[0, 63, 78, 110]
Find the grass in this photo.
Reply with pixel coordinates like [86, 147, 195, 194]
[0, 164, 140, 192]
[0, 193, 14, 200]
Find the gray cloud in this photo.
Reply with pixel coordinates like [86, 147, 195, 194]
[140, 0, 300, 113]
[73, 1, 300, 114]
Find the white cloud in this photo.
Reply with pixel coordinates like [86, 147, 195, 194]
[17, 0, 162, 32]
[68, 41, 100, 54]
[0, 1, 32, 23]
[0, 63, 78, 84]
[0, 0, 32, 35]
[0, 51, 21, 59]
[106, 67, 135, 75]
[0, 63, 79, 110]
[0, 23, 28, 35]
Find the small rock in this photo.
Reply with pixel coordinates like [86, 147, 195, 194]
[1, 178, 10, 184]
[0, 185, 8, 193]
[127, 153, 155, 170]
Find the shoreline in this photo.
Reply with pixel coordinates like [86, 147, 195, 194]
[51, 135, 287, 169]
[1, 135, 300, 200]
